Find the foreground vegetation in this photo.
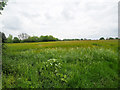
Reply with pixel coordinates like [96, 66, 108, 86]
[2, 40, 119, 88]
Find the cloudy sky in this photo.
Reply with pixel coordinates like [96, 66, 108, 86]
[0, 0, 119, 39]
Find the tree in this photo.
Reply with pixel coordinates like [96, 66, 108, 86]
[42, 35, 59, 41]
[115, 37, 118, 39]
[6, 34, 13, 43]
[48, 35, 58, 41]
[39, 35, 49, 42]
[81, 38, 83, 40]
[0, 1, 7, 14]
[9, 34, 60, 43]
[13, 37, 20, 43]
[109, 37, 114, 40]
[18, 33, 30, 40]
[99, 37, 105, 40]
[0, 32, 7, 53]
[106, 37, 109, 40]
[23, 36, 39, 42]
[31, 36, 39, 42]
[1, 32, 7, 43]
[84, 38, 87, 40]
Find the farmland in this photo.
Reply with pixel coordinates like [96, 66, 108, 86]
[2, 40, 119, 88]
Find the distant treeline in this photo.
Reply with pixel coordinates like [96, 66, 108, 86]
[0, 32, 119, 43]
[63, 37, 119, 41]
[5, 33, 60, 43]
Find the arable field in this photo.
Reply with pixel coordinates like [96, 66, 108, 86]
[2, 40, 119, 88]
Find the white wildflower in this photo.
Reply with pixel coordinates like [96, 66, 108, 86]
[55, 64, 58, 66]
[50, 63, 52, 65]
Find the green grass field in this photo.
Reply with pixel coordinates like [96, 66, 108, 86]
[2, 40, 119, 88]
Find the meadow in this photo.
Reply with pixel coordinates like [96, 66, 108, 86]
[2, 40, 119, 88]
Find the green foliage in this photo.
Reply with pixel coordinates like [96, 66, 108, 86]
[99, 37, 105, 40]
[0, 1, 7, 14]
[81, 38, 83, 40]
[63, 39, 80, 41]
[109, 37, 114, 40]
[6, 34, 13, 43]
[2, 40, 119, 88]
[13, 37, 20, 43]
[3, 32, 118, 43]
[0, 2, 6, 10]
[22, 35, 58, 42]
[22, 35, 59, 42]
[39, 35, 59, 42]
[6, 34, 59, 43]
[115, 37, 118, 39]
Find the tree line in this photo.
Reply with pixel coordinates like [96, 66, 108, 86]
[99, 37, 119, 40]
[0, 32, 119, 43]
[5, 33, 60, 43]
[63, 37, 119, 41]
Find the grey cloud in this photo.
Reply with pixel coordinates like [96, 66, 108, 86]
[61, 3, 77, 20]
[74, 1, 80, 6]
[22, 12, 41, 18]
[61, 10, 74, 20]
[44, 13, 52, 20]
[0, 0, 118, 39]
[2, 16, 22, 30]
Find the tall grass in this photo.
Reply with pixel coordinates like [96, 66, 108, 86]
[2, 40, 119, 88]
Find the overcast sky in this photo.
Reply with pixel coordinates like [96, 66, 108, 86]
[0, 0, 119, 39]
